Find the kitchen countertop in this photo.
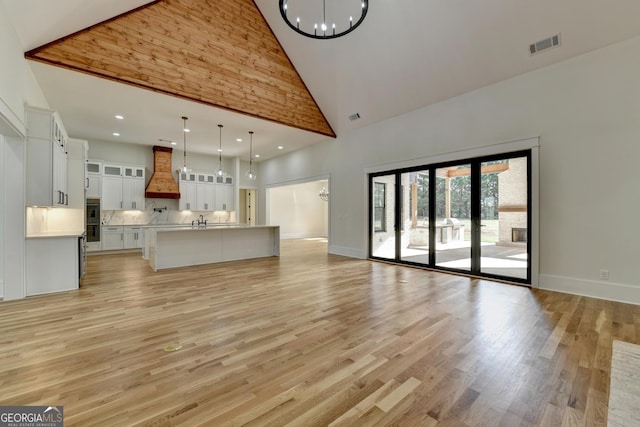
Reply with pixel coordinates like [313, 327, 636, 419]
[27, 230, 85, 239]
[142, 223, 243, 230]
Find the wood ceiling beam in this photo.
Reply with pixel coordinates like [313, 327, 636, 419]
[25, 0, 336, 137]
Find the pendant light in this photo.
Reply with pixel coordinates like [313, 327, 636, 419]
[181, 116, 191, 174]
[246, 131, 257, 181]
[216, 124, 226, 178]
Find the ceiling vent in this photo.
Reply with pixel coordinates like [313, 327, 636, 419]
[349, 113, 361, 122]
[529, 34, 560, 55]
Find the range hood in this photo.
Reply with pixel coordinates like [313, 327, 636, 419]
[145, 146, 180, 199]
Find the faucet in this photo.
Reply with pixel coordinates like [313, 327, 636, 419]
[192, 215, 207, 227]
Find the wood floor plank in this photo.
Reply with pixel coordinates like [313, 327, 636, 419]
[0, 239, 638, 426]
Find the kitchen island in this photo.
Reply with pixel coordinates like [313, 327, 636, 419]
[145, 224, 279, 271]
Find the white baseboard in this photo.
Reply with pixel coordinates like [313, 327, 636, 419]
[539, 274, 640, 305]
[281, 232, 327, 240]
[329, 245, 366, 259]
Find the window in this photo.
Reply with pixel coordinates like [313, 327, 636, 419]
[374, 182, 386, 232]
[369, 150, 532, 284]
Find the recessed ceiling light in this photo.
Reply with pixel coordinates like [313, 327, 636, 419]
[113, 132, 120, 136]
[115, 115, 124, 120]
[217, 148, 222, 152]
[236, 138, 243, 142]
[171, 141, 177, 145]
[184, 128, 190, 133]
[278, 146, 284, 150]
[254, 154, 260, 158]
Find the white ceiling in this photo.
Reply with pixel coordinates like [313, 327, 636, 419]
[5, 0, 640, 161]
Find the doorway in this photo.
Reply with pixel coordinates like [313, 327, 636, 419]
[238, 188, 257, 226]
[266, 179, 329, 240]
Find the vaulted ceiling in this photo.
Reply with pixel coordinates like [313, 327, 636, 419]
[5, 0, 640, 161]
[25, 0, 334, 138]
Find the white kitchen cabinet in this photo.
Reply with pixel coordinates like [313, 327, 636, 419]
[215, 183, 234, 211]
[123, 226, 143, 249]
[122, 175, 145, 210]
[101, 226, 124, 250]
[26, 236, 79, 295]
[215, 175, 233, 185]
[124, 166, 144, 179]
[179, 171, 235, 211]
[196, 173, 215, 211]
[101, 164, 145, 210]
[179, 172, 197, 210]
[103, 164, 123, 177]
[85, 160, 102, 198]
[102, 176, 124, 210]
[26, 107, 69, 207]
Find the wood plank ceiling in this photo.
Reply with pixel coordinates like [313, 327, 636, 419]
[25, 0, 335, 137]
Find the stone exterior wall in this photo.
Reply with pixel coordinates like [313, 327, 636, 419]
[498, 157, 527, 246]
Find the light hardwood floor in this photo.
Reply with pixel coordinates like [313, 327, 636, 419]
[1, 239, 638, 426]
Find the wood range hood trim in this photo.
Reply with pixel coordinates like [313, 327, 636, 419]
[145, 146, 180, 199]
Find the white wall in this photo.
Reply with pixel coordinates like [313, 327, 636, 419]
[0, 2, 52, 300]
[0, 134, 4, 297]
[268, 180, 328, 239]
[259, 35, 640, 304]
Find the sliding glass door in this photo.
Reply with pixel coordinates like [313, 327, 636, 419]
[479, 156, 529, 279]
[369, 151, 531, 284]
[400, 170, 429, 264]
[371, 174, 396, 260]
[435, 164, 471, 271]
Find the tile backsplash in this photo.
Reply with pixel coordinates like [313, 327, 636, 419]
[101, 199, 236, 225]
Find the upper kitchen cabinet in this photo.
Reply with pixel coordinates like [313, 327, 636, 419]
[179, 170, 235, 211]
[102, 163, 146, 210]
[85, 160, 102, 199]
[25, 107, 69, 207]
[196, 173, 215, 211]
[178, 172, 197, 211]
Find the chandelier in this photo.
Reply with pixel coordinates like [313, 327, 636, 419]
[279, 0, 368, 40]
[246, 131, 257, 181]
[319, 185, 329, 201]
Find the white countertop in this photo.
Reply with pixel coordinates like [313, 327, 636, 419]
[27, 230, 85, 239]
[148, 224, 276, 233]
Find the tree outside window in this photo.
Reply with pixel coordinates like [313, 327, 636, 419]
[374, 182, 386, 232]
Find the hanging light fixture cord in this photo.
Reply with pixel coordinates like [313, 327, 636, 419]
[218, 124, 224, 177]
[182, 116, 188, 172]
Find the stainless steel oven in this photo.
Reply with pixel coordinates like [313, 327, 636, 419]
[86, 198, 100, 243]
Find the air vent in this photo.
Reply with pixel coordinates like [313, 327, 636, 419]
[349, 113, 361, 121]
[529, 34, 560, 55]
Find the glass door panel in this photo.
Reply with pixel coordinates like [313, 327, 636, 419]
[480, 157, 528, 279]
[401, 171, 430, 264]
[435, 164, 471, 270]
[371, 175, 396, 260]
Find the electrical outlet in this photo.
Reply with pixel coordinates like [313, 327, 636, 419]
[599, 269, 609, 280]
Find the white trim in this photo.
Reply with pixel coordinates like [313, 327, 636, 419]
[281, 232, 328, 240]
[0, 97, 25, 137]
[364, 137, 540, 174]
[539, 274, 640, 306]
[264, 174, 331, 189]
